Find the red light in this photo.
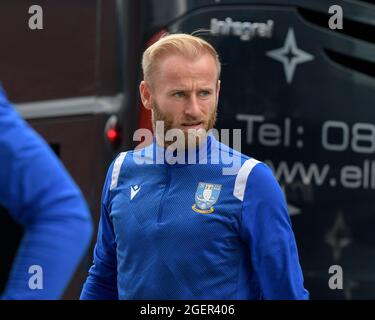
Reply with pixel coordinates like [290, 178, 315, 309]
[107, 128, 119, 142]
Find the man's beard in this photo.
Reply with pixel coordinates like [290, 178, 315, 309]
[151, 101, 217, 149]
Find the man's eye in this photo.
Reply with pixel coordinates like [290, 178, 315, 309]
[173, 92, 185, 98]
[199, 91, 211, 97]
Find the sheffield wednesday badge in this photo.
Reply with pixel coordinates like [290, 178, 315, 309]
[192, 182, 222, 214]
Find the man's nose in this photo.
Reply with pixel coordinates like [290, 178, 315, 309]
[184, 94, 201, 118]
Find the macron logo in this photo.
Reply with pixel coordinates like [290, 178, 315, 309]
[130, 185, 141, 200]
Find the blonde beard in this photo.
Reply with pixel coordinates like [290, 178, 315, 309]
[151, 102, 217, 150]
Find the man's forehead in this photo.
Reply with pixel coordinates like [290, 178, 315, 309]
[155, 53, 217, 84]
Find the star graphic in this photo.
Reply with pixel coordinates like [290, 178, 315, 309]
[266, 28, 314, 84]
[325, 211, 352, 262]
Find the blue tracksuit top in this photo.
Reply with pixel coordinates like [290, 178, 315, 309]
[0, 87, 93, 299]
[81, 134, 309, 300]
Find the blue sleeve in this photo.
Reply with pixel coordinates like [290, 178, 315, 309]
[0, 90, 93, 299]
[240, 163, 309, 300]
[80, 163, 118, 300]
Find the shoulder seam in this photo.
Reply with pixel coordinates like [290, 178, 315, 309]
[233, 158, 261, 201]
[110, 152, 128, 190]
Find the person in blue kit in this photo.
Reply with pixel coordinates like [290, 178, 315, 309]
[0, 86, 93, 299]
[80, 34, 309, 300]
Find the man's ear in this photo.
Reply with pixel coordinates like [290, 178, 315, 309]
[139, 81, 153, 110]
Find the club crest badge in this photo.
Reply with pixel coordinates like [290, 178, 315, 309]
[192, 182, 222, 214]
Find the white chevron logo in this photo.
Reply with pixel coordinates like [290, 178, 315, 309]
[130, 185, 141, 200]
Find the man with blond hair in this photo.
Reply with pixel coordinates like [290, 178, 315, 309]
[80, 33, 309, 300]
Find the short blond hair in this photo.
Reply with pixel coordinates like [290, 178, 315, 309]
[142, 33, 221, 85]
